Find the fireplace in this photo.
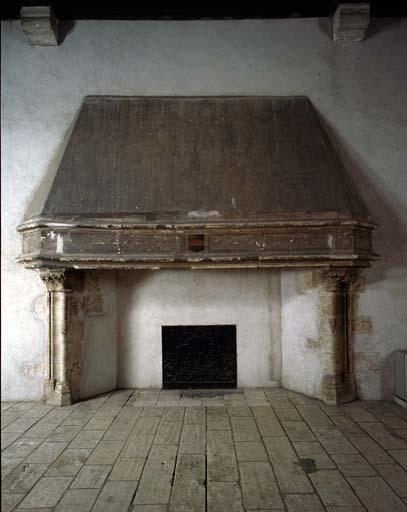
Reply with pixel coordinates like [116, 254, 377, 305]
[162, 325, 237, 389]
[17, 96, 377, 406]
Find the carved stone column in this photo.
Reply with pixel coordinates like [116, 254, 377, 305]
[319, 268, 360, 405]
[40, 269, 73, 406]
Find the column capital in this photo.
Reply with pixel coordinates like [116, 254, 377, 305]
[320, 268, 361, 292]
[39, 269, 71, 292]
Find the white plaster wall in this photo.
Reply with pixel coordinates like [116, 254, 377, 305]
[2, 18, 407, 400]
[117, 270, 280, 388]
[281, 272, 321, 397]
[80, 272, 118, 399]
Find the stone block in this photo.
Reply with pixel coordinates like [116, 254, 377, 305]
[71, 465, 110, 489]
[2, 437, 42, 458]
[170, 454, 205, 512]
[184, 407, 206, 425]
[347, 476, 407, 511]
[1, 457, 25, 480]
[162, 407, 185, 421]
[352, 316, 373, 334]
[133, 445, 177, 505]
[207, 413, 230, 430]
[297, 404, 334, 426]
[388, 449, 407, 469]
[83, 416, 114, 431]
[85, 440, 124, 465]
[48, 425, 82, 442]
[283, 421, 317, 442]
[54, 489, 99, 512]
[71, 430, 104, 448]
[1, 493, 24, 512]
[18, 476, 72, 508]
[333, 3, 370, 43]
[154, 420, 183, 444]
[230, 416, 260, 442]
[310, 470, 361, 507]
[109, 457, 144, 481]
[375, 463, 407, 497]
[46, 448, 91, 476]
[284, 493, 325, 511]
[207, 453, 238, 482]
[332, 415, 365, 436]
[26, 441, 67, 464]
[313, 426, 358, 454]
[207, 430, 234, 454]
[331, 453, 376, 476]
[226, 406, 252, 417]
[359, 422, 407, 449]
[239, 461, 284, 509]
[252, 406, 285, 436]
[305, 337, 321, 349]
[235, 441, 268, 462]
[122, 434, 154, 458]
[179, 424, 206, 454]
[275, 408, 303, 421]
[93, 480, 138, 511]
[297, 271, 317, 293]
[207, 482, 244, 512]
[264, 436, 313, 494]
[0, 432, 21, 450]
[348, 435, 394, 464]
[293, 441, 336, 470]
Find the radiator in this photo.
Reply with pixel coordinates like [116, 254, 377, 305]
[394, 350, 407, 407]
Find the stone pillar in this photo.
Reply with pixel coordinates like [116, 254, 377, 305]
[40, 269, 73, 406]
[319, 269, 360, 405]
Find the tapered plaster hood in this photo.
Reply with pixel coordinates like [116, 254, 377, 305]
[17, 96, 377, 270]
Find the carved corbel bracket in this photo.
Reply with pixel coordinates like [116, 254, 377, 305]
[40, 269, 71, 292]
[20, 6, 59, 47]
[333, 3, 370, 43]
[321, 269, 360, 292]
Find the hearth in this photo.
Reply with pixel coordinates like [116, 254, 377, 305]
[162, 325, 237, 389]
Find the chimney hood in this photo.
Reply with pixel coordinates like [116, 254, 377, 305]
[17, 96, 377, 270]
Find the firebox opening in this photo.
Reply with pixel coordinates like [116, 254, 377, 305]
[162, 325, 237, 389]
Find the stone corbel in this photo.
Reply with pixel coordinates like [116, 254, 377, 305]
[319, 268, 360, 405]
[40, 269, 73, 406]
[333, 3, 370, 43]
[20, 6, 59, 46]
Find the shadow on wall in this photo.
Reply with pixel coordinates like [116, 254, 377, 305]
[381, 351, 396, 399]
[314, 109, 407, 286]
[58, 19, 76, 45]
[116, 270, 152, 388]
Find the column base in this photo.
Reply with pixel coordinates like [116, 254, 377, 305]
[44, 378, 56, 399]
[44, 379, 73, 406]
[341, 373, 357, 403]
[321, 373, 357, 405]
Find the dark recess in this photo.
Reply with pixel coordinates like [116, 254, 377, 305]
[162, 325, 237, 389]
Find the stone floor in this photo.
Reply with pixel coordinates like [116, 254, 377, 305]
[2, 388, 407, 512]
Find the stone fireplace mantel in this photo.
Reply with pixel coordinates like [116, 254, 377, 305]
[17, 96, 378, 406]
[37, 266, 365, 407]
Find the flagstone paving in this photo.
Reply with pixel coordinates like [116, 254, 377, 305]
[2, 388, 407, 511]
